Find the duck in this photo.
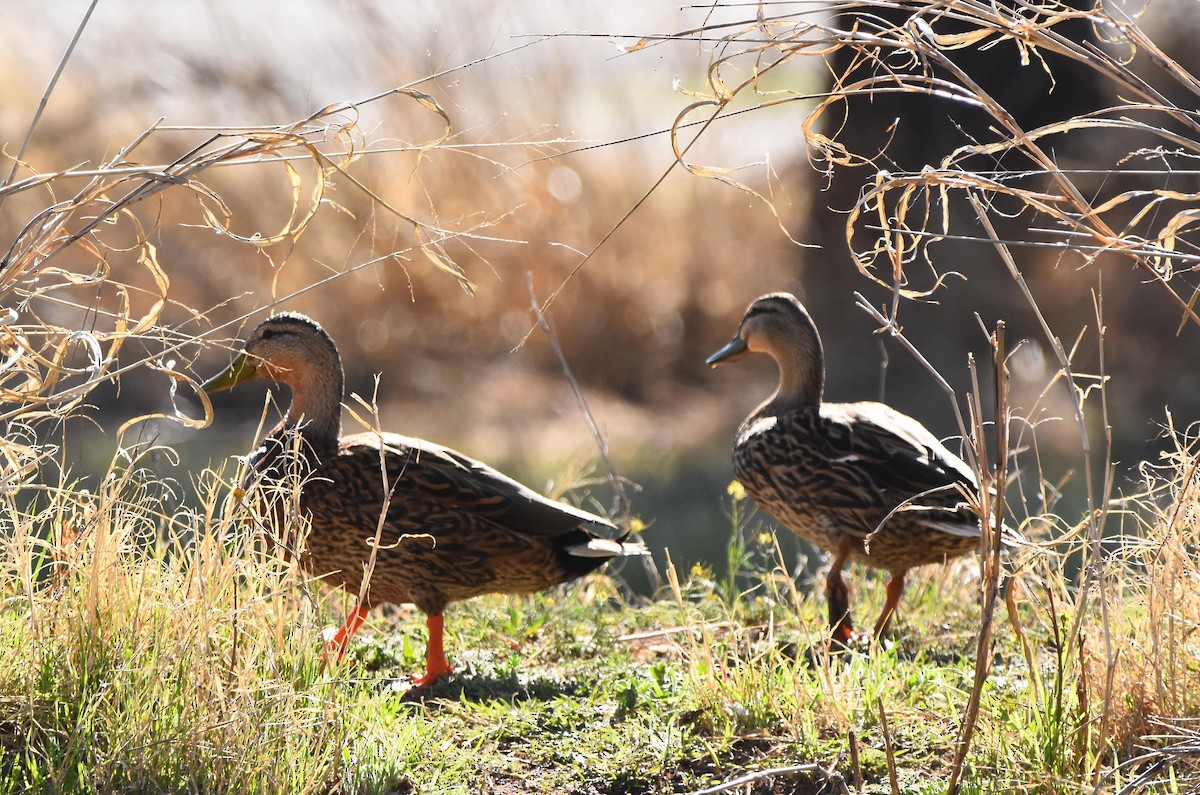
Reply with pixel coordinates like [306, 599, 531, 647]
[707, 292, 1007, 646]
[202, 312, 644, 687]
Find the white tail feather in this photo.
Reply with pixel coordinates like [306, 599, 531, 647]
[565, 538, 649, 558]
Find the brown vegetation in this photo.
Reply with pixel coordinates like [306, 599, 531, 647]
[4, 1, 1200, 791]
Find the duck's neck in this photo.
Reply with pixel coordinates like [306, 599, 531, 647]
[276, 367, 344, 458]
[757, 338, 824, 418]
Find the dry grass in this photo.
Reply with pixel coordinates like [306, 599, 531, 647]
[637, 2, 1200, 788]
[6, 441, 1200, 792]
[0, 455, 348, 792]
[2, 1, 1200, 793]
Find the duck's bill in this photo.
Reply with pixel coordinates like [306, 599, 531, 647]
[706, 336, 749, 367]
[201, 352, 257, 394]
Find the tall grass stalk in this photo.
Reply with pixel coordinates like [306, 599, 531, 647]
[0, 445, 376, 793]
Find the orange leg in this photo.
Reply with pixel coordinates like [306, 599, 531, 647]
[827, 539, 856, 648]
[326, 603, 370, 661]
[873, 569, 908, 638]
[409, 612, 455, 689]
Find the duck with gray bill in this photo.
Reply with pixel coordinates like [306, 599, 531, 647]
[203, 312, 646, 688]
[708, 292, 1017, 647]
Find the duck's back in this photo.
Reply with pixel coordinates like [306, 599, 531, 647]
[733, 401, 984, 569]
[287, 432, 617, 615]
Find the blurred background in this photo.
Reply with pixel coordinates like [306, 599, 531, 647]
[3, 0, 1199, 585]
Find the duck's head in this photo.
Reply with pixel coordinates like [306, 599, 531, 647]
[203, 313, 342, 395]
[706, 292, 824, 407]
[202, 313, 345, 440]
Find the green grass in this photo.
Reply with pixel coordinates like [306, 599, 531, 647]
[1, 457, 1199, 794]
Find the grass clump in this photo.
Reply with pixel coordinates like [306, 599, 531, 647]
[2, 436, 1200, 792]
[0, 453, 377, 794]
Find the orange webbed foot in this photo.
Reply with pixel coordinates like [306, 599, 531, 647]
[321, 604, 370, 665]
[407, 660, 454, 690]
[390, 613, 455, 695]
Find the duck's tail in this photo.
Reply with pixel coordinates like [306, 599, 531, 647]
[555, 528, 649, 580]
[564, 536, 649, 558]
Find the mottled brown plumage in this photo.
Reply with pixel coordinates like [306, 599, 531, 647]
[708, 293, 1004, 644]
[203, 313, 642, 686]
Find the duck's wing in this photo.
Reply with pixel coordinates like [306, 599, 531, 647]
[828, 402, 976, 491]
[809, 402, 983, 537]
[333, 431, 618, 538]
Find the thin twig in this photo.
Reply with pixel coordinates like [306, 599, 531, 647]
[685, 763, 849, 795]
[861, 224, 1200, 267]
[616, 622, 737, 642]
[1089, 286, 1119, 785]
[849, 730, 863, 795]
[525, 275, 660, 589]
[0, 0, 99, 213]
[515, 91, 733, 351]
[947, 321, 1008, 795]
[853, 294, 978, 472]
[877, 698, 900, 795]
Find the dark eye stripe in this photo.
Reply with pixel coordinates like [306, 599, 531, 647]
[744, 302, 783, 321]
[252, 313, 338, 357]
